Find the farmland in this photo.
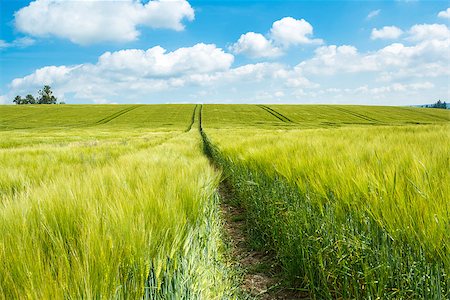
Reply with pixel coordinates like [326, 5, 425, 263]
[0, 104, 449, 299]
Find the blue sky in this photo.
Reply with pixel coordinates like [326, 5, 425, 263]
[0, 0, 449, 105]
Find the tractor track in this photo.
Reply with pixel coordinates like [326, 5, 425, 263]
[185, 104, 199, 132]
[333, 106, 379, 123]
[257, 105, 295, 124]
[94, 105, 141, 125]
[199, 104, 305, 299]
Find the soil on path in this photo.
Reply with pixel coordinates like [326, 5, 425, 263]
[218, 180, 309, 300]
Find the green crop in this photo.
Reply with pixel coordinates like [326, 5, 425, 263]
[1, 103, 448, 299]
[203, 122, 450, 299]
[0, 104, 195, 130]
[0, 105, 237, 299]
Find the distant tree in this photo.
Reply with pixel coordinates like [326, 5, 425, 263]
[13, 86, 59, 105]
[13, 95, 23, 105]
[430, 100, 447, 109]
[37, 85, 57, 104]
[25, 94, 36, 104]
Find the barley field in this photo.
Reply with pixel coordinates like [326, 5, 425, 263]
[203, 105, 449, 298]
[0, 104, 449, 299]
[0, 105, 235, 299]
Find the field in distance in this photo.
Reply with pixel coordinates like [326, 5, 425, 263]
[1, 104, 448, 130]
[0, 104, 448, 299]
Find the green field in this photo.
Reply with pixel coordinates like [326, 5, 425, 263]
[0, 104, 449, 299]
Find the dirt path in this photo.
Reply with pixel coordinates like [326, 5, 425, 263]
[199, 104, 308, 299]
[218, 180, 308, 300]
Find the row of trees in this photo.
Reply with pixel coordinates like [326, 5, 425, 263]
[13, 85, 62, 105]
[425, 100, 448, 109]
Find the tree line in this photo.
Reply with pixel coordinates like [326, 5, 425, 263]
[425, 100, 447, 109]
[13, 85, 64, 105]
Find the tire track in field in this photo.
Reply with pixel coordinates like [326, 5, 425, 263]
[257, 105, 295, 124]
[199, 104, 205, 133]
[333, 106, 380, 123]
[199, 105, 303, 299]
[94, 105, 141, 125]
[185, 104, 198, 132]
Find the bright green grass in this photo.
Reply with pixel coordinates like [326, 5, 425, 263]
[0, 106, 237, 299]
[203, 122, 450, 298]
[102, 105, 197, 129]
[268, 105, 450, 125]
[202, 104, 288, 128]
[203, 104, 449, 128]
[270, 105, 450, 126]
[0, 104, 196, 130]
[1, 104, 448, 299]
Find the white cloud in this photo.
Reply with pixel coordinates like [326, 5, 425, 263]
[407, 24, 450, 41]
[229, 32, 282, 58]
[285, 76, 318, 88]
[367, 9, 381, 20]
[282, 80, 439, 105]
[371, 26, 403, 40]
[270, 17, 323, 46]
[0, 95, 6, 104]
[297, 45, 371, 75]
[5, 22, 448, 106]
[367, 82, 434, 95]
[97, 43, 234, 77]
[8, 43, 235, 102]
[14, 0, 194, 45]
[6, 45, 324, 104]
[231, 16, 322, 58]
[11, 66, 75, 89]
[438, 8, 450, 19]
[0, 37, 35, 50]
[181, 62, 292, 87]
[298, 23, 450, 81]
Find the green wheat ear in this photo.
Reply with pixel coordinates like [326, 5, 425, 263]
[0, 105, 238, 299]
[205, 106, 449, 298]
[0, 104, 448, 299]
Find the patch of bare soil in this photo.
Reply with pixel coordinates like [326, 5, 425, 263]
[218, 181, 309, 300]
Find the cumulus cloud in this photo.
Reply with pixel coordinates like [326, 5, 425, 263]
[367, 9, 381, 20]
[231, 17, 322, 58]
[97, 43, 234, 77]
[285, 76, 318, 88]
[8, 43, 236, 101]
[299, 81, 436, 103]
[367, 82, 434, 94]
[14, 0, 195, 45]
[298, 23, 450, 81]
[6, 42, 324, 104]
[270, 17, 323, 46]
[407, 23, 450, 41]
[297, 45, 370, 75]
[229, 32, 282, 58]
[438, 8, 450, 19]
[0, 37, 35, 50]
[5, 22, 448, 105]
[11, 66, 76, 89]
[371, 26, 403, 40]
